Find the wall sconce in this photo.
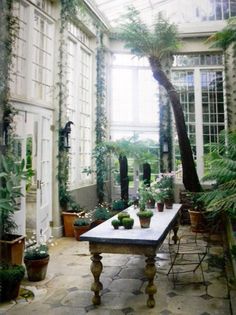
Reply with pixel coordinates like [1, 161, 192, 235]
[61, 121, 74, 150]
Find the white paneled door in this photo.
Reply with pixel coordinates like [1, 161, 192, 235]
[13, 108, 52, 241]
[36, 113, 52, 240]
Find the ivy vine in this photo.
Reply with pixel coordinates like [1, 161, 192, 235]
[0, 0, 18, 153]
[95, 31, 108, 203]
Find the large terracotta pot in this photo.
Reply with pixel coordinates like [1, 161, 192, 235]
[24, 255, 49, 281]
[0, 234, 25, 265]
[62, 212, 79, 237]
[74, 225, 90, 241]
[188, 210, 207, 233]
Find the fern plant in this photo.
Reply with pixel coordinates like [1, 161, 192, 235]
[199, 131, 236, 220]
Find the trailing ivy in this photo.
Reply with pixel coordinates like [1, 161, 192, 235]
[95, 31, 108, 203]
[0, 0, 18, 152]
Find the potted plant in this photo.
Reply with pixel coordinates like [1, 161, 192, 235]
[112, 199, 127, 212]
[91, 204, 111, 227]
[198, 131, 236, 233]
[156, 174, 174, 209]
[0, 154, 32, 265]
[0, 263, 25, 302]
[24, 234, 54, 281]
[138, 184, 155, 209]
[61, 199, 84, 237]
[136, 210, 153, 228]
[122, 217, 134, 229]
[188, 192, 207, 233]
[111, 219, 120, 229]
[73, 217, 90, 241]
[117, 211, 130, 225]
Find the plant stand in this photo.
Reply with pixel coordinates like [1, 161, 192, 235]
[24, 255, 50, 281]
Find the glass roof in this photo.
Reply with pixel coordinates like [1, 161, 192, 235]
[87, 0, 173, 27]
[87, 0, 236, 29]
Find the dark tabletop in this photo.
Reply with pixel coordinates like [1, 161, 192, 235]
[80, 204, 182, 246]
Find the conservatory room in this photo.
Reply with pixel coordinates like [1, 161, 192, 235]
[0, 0, 236, 314]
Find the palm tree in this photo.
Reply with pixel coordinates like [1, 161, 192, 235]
[116, 8, 201, 192]
[206, 17, 236, 50]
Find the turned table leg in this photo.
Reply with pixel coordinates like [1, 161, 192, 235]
[172, 217, 180, 244]
[90, 253, 103, 305]
[144, 255, 157, 308]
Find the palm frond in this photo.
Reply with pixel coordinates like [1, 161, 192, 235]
[115, 6, 180, 59]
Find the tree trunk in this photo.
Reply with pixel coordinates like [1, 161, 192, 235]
[149, 57, 202, 192]
[143, 163, 151, 186]
[119, 155, 129, 201]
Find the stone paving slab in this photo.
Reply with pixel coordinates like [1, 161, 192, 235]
[0, 226, 234, 315]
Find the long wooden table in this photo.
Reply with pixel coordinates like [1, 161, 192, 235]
[80, 204, 182, 308]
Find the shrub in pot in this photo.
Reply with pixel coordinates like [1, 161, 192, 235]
[0, 263, 25, 302]
[91, 204, 111, 228]
[137, 210, 153, 228]
[111, 219, 120, 229]
[122, 217, 134, 229]
[24, 235, 53, 281]
[117, 212, 130, 225]
[73, 218, 90, 241]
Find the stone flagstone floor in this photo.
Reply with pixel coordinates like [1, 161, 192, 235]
[0, 225, 235, 315]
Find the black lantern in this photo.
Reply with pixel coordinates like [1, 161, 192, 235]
[61, 121, 74, 150]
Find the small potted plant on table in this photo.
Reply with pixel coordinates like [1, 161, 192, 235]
[136, 201, 153, 228]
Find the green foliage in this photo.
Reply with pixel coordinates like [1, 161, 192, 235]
[137, 210, 153, 218]
[115, 7, 180, 60]
[94, 205, 111, 220]
[73, 218, 90, 226]
[122, 217, 134, 229]
[199, 131, 236, 219]
[0, 154, 32, 238]
[111, 219, 120, 228]
[0, 263, 25, 282]
[117, 212, 130, 224]
[112, 199, 126, 211]
[24, 243, 49, 260]
[206, 17, 236, 50]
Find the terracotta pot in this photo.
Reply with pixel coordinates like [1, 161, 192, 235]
[188, 210, 207, 233]
[62, 212, 79, 237]
[24, 255, 49, 281]
[74, 225, 90, 241]
[0, 234, 25, 265]
[164, 199, 173, 209]
[139, 217, 151, 228]
[157, 202, 164, 212]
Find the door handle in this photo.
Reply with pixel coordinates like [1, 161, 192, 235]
[37, 180, 44, 189]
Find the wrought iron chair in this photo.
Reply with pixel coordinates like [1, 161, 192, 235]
[167, 228, 209, 287]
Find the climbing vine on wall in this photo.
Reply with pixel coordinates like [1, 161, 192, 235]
[95, 31, 108, 203]
[0, 0, 18, 152]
